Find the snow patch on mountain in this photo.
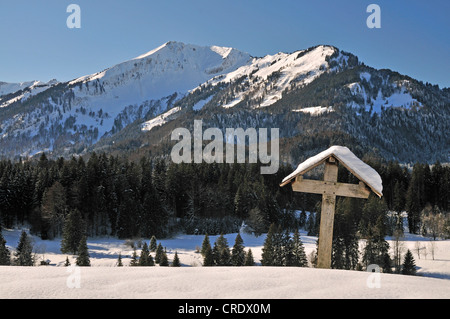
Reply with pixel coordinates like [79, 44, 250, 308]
[348, 78, 422, 113]
[293, 106, 334, 116]
[202, 45, 337, 108]
[192, 95, 214, 111]
[141, 106, 181, 132]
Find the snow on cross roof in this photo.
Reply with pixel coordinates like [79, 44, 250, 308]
[280, 146, 383, 197]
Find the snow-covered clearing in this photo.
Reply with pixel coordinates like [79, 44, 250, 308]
[1, 228, 449, 299]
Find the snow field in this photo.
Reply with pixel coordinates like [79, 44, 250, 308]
[1, 263, 449, 299]
[1, 228, 449, 298]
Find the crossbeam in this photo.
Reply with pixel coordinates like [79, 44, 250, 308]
[291, 176, 370, 199]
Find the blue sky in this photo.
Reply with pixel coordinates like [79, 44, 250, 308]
[0, 0, 448, 87]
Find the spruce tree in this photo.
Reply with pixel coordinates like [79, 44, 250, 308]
[213, 234, 230, 266]
[75, 236, 90, 266]
[150, 235, 157, 252]
[203, 245, 214, 266]
[172, 251, 181, 267]
[160, 251, 169, 266]
[139, 242, 154, 266]
[117, 253, 123, 267]
[155, 242, 163, 264]
[201, 233, 212, 257]
[61, 209, 85, 254]
[284, 235, 295, 266]
[402, 249, 417, 275]
[291, 229, 308, 267]
[130, 247, 139, 266]
[234, 182, 253, 219]
[272, 225, 285, 266]
[244, 248, 255, 266]
[0, 229, 11, 265]
[64, 256, 71, 267]
[261, 224, 275, 266]
[231, 233, 245, 266]
[246, 207, 266, 236]
[15, 230, 33, 266]
[219, 245, 231, 266]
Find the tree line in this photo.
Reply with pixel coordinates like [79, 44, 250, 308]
[0, 152, 448, 244]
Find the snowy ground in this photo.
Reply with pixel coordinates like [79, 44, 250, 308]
[1, 228, 449, 299]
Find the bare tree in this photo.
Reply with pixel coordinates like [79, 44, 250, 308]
[428, 240, 436, 260]
[421, 205, 445, 240]
[414, 241, 422, 260]
[392, 229, 405, 273]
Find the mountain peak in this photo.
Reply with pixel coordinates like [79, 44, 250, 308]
[133, 41, 247, 62]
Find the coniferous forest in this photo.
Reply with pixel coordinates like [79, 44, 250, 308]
[0, 152, 449, 247]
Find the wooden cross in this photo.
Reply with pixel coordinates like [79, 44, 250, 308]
[280, 146, 382, 269]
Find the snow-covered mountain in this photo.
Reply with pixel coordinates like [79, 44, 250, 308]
[0, 79, 59, 108]
[0, 81, 40, 97]
[67, 41, 251, 113]
[0, 41, 251, 157]
[0, 41, 448, 163]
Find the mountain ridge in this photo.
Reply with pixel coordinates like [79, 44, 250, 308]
[0, 41, 448, 164]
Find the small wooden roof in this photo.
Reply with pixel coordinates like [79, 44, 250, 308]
[280, 145, 383, 197]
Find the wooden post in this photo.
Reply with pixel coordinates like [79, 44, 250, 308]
[317, 158, 338, 269]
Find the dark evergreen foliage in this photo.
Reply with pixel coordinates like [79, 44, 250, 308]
[155, 242, 164, 264]
[0, 152, 447, 246]
[0, 228, 11, 265]
[130, 247, 138, 266]
[149, 235, 157, 252]
[203, 245, 214, 266]
[172, 251, 181, 267]
[139, 242, 154, 266]
[402, 249, 417, 275]
[61, 209, 85, 254]
[212, 234, 231, 266]
[291, 229, 308, 267]
[244, 248, 255, 266]
[201, 233, 211, 257]
[331, 198, 361, 270]
[75, 236, 90, 266]
[231, 233, 245, 266]
[117, 253, 123, 267]
[159, 250, 169, 266]
[261, 224, 275, 266]
[14, 230, 33, 266]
